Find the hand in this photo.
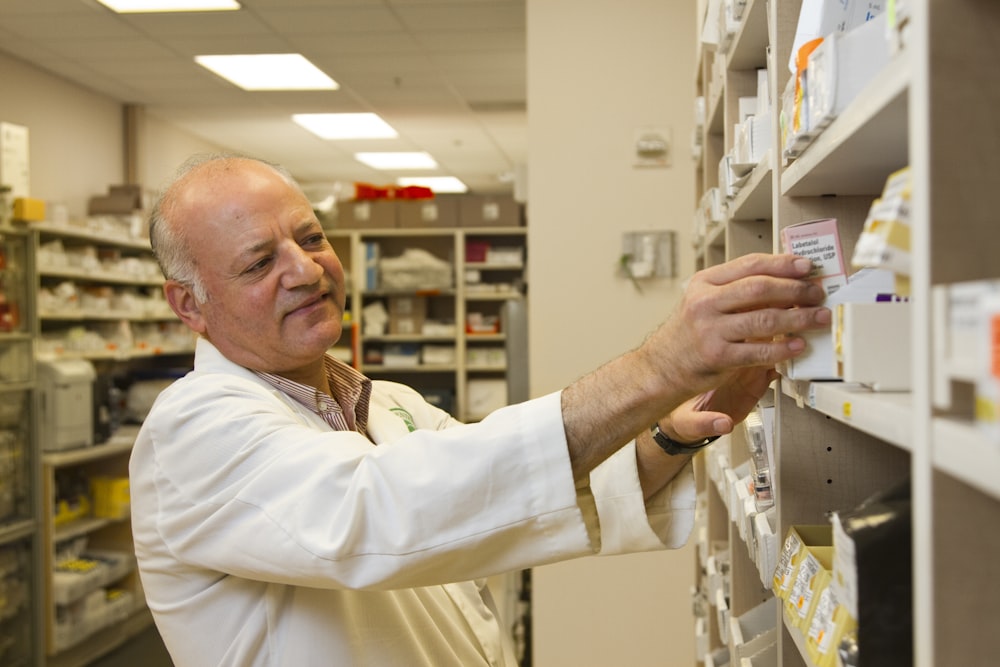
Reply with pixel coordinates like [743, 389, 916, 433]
[637, 253, 829, 400]
[563, 253, 827, 485]
[659, 366, 778, 443]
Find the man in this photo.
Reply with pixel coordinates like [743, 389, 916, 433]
[130, 154, 829, 666]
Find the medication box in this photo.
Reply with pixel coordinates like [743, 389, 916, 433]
[834, 301, 911, 390]
[782, 267, 897, 381]
[806, 12, 891, 131]
[781, 218, 848, 297]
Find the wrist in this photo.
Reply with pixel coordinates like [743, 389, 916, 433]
[650, 421, 720, 456]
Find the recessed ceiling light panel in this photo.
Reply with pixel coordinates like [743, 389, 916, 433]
[195, 54, 338, 91]
[355, 152, 438, 170]
[97, 0, 240, 12]
[293, 113, 398, 140]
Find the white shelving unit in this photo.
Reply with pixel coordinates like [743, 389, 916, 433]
[327, 226, 528, 423]
[28, 220, 194, 666]
[691, 1, 1000, 665]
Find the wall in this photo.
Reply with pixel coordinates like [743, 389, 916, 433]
[0, 52, 222, 214]
[0, 52, 122, 217]
[526, 1, 697, 665]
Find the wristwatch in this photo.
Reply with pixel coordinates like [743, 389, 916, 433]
[650, 422, 720, 456]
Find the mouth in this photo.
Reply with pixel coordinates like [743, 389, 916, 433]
[286, 289, 332, 318]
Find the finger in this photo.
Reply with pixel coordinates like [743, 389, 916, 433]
[724, 334, 817, 368]
[677, 411, 734, 440]
[717, 305, 831, 343]
[704, 275, 827, 315]
[698, 253, 814, 286]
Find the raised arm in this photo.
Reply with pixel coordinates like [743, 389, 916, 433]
[560, 253, 829, 484]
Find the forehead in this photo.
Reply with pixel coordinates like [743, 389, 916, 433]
[175, 160, 313, 225]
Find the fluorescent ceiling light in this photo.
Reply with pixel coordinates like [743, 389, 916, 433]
[355, 152, 438, 170]
[398, 177, 468, 193]
[195, 54, 338, 91]
[293, 113, 398, 140]
[97, 0, 240, 11]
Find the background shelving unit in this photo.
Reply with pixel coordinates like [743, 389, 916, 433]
[328, 226, 528, 423]
[28, 220, 195, 666]
[0, 224, 43, 666]
[690, 1, 1000, 665]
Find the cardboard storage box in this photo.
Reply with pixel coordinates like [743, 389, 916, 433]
[459, 194, 520, 227]
[398, 197, 458, 228]
[388, 295, 426, 335]
[338, 200, 397, 229]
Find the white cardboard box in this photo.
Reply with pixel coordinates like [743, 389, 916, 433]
[834, 301, 911, 390]
[806, 12, 891, 132]
[783, 267, 896, 381]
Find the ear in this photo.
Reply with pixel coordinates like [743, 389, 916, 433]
[163, 280, 207, 335]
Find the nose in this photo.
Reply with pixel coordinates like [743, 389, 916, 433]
[280, 242, 324, 289]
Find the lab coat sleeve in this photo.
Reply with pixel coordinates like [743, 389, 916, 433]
[131, 373, 597, 592]
[587, 441, 697, 555]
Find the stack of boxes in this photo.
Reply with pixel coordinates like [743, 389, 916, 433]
[336, 193, 521, 230]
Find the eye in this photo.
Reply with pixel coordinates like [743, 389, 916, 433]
[244, 255, 273, 275]
[301, 233, 327, 248]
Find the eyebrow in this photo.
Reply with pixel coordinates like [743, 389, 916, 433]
[233, 220, 323, 265]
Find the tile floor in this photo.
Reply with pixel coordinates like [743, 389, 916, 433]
[88, 627, 173, 666]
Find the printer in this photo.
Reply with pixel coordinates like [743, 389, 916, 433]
[37, 359, 96, 451]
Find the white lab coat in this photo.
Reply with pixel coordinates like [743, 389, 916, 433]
[130, 338, 696, 666]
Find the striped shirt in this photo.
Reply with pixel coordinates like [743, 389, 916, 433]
[253, 355, 372, 435]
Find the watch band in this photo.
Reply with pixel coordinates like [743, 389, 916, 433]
[650, 422, 720, 456]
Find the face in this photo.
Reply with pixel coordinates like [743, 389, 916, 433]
[164, 159, 346, 383]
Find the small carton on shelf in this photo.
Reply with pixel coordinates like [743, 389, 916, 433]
[752, 508, 779, 588]
[421, 345, 456, 366]
[12, 196, 45, 221]
[805, 584, 857, 667]
[805, 12, 891, 133]
[773, 524, 832, 602]
[90, 476, 130, 520]
[382, 343, 420, 367]
[780, 218, 847, 297]
[781, 267, 897, 381]
[834, 300, 912, 390]
[785, 545, 833, 631]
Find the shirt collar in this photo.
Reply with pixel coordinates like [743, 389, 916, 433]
[253, 355, 372, 434]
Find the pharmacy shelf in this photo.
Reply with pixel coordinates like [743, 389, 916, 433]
[37, 266, 163, 287]
[30, 221, 151, 251]
[782, 381, 913, 452]
[726, 0, 769, 71]
[336, 226, 527, 421]
[781, 54, 911, 197]
[42, 427, 139, 468]
[688, 2, 1000, 666]
[728, 152, 774, 221]
[932, 417, 1000, 503]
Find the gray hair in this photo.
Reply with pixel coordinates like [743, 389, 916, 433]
[148, 152, 301, 303]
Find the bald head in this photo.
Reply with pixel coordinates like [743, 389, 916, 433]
[148, 153, 301, 302]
